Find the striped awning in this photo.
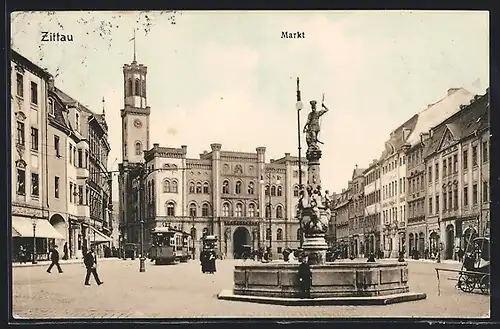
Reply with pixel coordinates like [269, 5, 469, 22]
[88, 225, 112, 243]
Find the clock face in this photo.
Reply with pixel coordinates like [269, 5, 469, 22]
[134, 119, 142, 128]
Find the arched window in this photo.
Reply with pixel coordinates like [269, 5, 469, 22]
[222, 180, 229, 194]
[296, 228, 302, 241]
[163, 179, 170, 193]
[235, 203, 243, 217]
[277, 186, 283, 197]
[135, 142, 142, 156]
[191, 227, 197, 240]
[189, 203, 197, 217]
[277, 228, 283, 241]
[127, 79, 133, 96]
[222, 203, 230, 217]
[189, 182, 195, 193]
[293, 185, 299, 197]
[202, 203, 210, 216]
[203, 182, 209, 194]
[166, 202, 175, 216]
[271, 186, 277, 196]
[171, 180, 178, 193]
[266, 228, 272, 241]
[151, 179, 155, 200]
[265, 185, 270, 196]
[135, 78, 140, 96]
[248, 203, 256, 217]
[248, 182, 254, 195]
[196, 182, 202, 194]
[265, 204, 272, 218]
[276, 205, 283, 218]
[142, 80, 146, 98]
[147, 181, 151, 201]
[235, 181, 242, 194]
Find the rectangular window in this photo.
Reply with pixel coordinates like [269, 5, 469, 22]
[55, 176, 60, 198]
[435, 163, 439, 180]
[399, 179, 402, 194]
[76, 113, 80, 132]
[31, 173, 39, 196]
[30, 127, 38, 151]
[463, 186, 469, 206]
[472, 146, 478, 166]
[482, 182, 489, 202]
[30, 81, 38, 105]
[69, 145, 73, 165]
[463, 149, 468, 170]
[448, 190, 452, 211]
[472, 184, 478, 204]
[54, 135, 60, 157]
[16, 73, 23, 97]
[78, 185, 84, 205]
[442, 160, 447, 177]
[78, 149, 83, 167]
[17, 121, 25, 146]
[453, 189, 458, 209]
[448, 158, 452, 176]
[443, 192, 447, 211]
[428, 197, 433, 214]
[69, 183, 73, 203]
[435, 195, 439, 213]
[17, 168, 26, 195]
[482, 141, 488, 162]
[428, 166, 432, 183]
[453, 154, 458, 173]
[49, 99, 54, 116]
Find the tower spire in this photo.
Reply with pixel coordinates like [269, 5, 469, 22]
[102, 97, 106, 116]
[133, 29, 136, 63]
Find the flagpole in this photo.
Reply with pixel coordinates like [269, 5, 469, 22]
[296, 78, 304, 249]
[133, 29, 136, 62]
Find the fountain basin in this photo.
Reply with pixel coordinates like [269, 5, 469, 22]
[218, 261, 427, 305]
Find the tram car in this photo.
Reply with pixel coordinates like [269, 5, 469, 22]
[200, 235, 218, 274]
[457, 236, 490, 294]
[149, 227, 193, 265]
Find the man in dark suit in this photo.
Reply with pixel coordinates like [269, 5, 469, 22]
[84, 246, 103, 286]
[298, 255, 312, 298]
[47, 245, 63, 273]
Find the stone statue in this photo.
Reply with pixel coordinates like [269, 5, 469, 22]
[303, 100, 329, 150]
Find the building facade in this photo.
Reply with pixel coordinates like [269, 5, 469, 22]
[11, 49, 112, 262]
[404, 88, 475, 259]
[333, 186, 350, 256]
[363, 160, 381, 256]
[11, 50, 56, 261]
[120, 143, 307, 259]
[423, 90, 489, 260]
[348, 166, 365, 258]
[379, 116, 417, 258]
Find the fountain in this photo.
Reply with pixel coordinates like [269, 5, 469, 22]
[218, 95, 426, 305]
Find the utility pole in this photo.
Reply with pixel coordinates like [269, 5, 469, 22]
[139, 164, 146, 272]
[296, 77, 304, 249]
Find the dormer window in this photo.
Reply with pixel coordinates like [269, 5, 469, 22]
[75, 112, 80, 132]
[48, 99, 54, 116]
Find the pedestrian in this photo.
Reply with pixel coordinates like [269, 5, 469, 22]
[298, 255, 312, 298]
[47, 245, 63, 273]
[18, 245, 27, 264]
[458, 248, 465, 263]
[62, 242, 69, 260]
[84, 246, 103, 286]
[367, 252, 376, 262]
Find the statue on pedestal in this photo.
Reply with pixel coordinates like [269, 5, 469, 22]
[303, 100, 329, 151]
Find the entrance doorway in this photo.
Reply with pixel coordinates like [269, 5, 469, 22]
[446, 224, 455, 259]
[233, 227, 251, 259]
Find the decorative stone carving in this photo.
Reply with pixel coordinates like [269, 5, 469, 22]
[234, 165, 243, 174]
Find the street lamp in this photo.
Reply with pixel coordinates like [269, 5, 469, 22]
[31, 217, 37, 264]
[296, 77, 304, 249]
[191, 215, 195, 260]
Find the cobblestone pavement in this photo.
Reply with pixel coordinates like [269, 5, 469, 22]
[12, 258, 489, 319]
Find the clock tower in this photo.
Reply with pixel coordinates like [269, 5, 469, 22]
[120, 42, 150, 164]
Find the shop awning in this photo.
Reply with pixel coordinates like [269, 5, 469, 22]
[88, 225, 112, 243]
[11, 216, 64, 239]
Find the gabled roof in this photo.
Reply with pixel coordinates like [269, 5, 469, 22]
[424, 91, 489, 158]
[379, 114, 419, 161]
[352, 167, 366, 179]
[406, 88, 475, 147]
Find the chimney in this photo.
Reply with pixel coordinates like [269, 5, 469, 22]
[447, 88, 460, 96]
[285, 153, 290, 157]
[153, 143, 159, 148]
[48, 76, 55, 91]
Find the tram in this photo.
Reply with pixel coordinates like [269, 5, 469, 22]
[149, 227, 193, 265]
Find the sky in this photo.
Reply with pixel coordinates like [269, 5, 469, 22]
[11, 11, 489, 200]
